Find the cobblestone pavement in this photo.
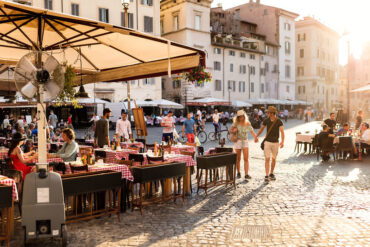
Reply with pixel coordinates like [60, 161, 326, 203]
[10, 121, 370, 247]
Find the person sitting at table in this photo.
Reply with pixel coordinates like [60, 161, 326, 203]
[318, 125, 335, 161]
[8, 132, 37, 179]
[52, 128, 62, 142]
[48, 128, 79, 162]
[359, 123, 370, 155]
[336, 123, 351, 136]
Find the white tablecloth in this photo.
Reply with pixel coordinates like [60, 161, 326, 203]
[296, 134, 315, 143]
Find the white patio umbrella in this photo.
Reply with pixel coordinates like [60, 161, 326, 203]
[152, 99, 184, 109]
[231, 100, 252, 108]
[350, 84, 370, 93]
[187, 97, 230, 106]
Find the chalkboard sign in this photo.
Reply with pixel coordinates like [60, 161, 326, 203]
[132, 108, 147, 137]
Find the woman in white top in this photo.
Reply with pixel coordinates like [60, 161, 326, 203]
[230, 110, 258, 180]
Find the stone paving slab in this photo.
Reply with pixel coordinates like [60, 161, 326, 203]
[8, 121, 370, 247]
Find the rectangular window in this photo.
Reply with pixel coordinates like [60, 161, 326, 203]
[214, 48, 221, 54]
[144, 16, 153, 33]
[261, 83, 264, 93]
[214, 61, 221, 71]
[298, 86, 301, 94]
[229, 50, 235, 56]
[143, 78, 155, 85]
[173, 15, 179, 31]
[285, 65, 291, 78]
[303, 33, 306, 41]
[160, 19, 164, 34]
[232, 81, 236, 92]
[285, 41, 291, 54]
[297, 34, 300, 42]
[230, 64, 233, 72]
[239, 81, 242, 92]
[265, 62, 269, 72]
[99, 8, 109, 23]
[251, 82, 254, 93]
[71, 3, 79, 16]
[250, 54, 255, 60]
[242, 81, 245, 92]
[286, 85, 290, 93]
[250, 66, 256, 75]
[45, 0, 53, 10]
[273, 64, 278, 73]
[195, 15, 201, 30]
[300, 49, 304, 58]
[172, 80, 181, 88]
[141, 0, 153, 6]
[240, 52, 246, 58]
[215, 80, 222, 91]
[161, 78, 165, 90]
[284, 23, 291, 31]
[303, 86, 306, 94]
[239, 65, 246, 74]
[121, 12, 134, 28]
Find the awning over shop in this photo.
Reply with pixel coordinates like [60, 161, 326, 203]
[152, 99, 184, 109]
[186, 98, 231, 106]
[350, 84, 370, 93]
[231, 100, 252, 108]
[0, 0, 205, 89]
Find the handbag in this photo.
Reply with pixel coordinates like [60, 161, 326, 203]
[261, 119, 278, 150]
[229, 125, 238, 143]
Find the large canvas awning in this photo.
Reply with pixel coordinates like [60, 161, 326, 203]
[351, 84, 370, 93]
[0, 1, 205, 90]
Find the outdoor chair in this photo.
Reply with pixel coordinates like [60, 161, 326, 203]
[128, 153, 145, 166]
[3, 169, 23, 215]
[318, 136, 336, 161]
[295, 132, 304, 153]
[336, 136, 354, 159]
[215, 147, 233, 153]
[197, 146, 204, 156]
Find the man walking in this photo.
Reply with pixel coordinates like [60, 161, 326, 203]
[182, 113, 196, 143]
[256, 106, 285, 182]
[212, 109, 221, 137]
[94, 108, 111, 148]
[161, 111, 175, 142]
[116, 111, 132, 141]
[283, 109, 289, 122]
[48, 110, 58, 129]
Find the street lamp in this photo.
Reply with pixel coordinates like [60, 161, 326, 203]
[121, 0, 131, 118]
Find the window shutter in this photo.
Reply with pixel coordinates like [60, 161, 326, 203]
[148, 0, 153, 6]
[129, 13, 134, 28]
[141, 0, 144, 4]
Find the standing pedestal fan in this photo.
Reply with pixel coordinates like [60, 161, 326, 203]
[14, 52, 67, 246]
[14, 51, 65, 163]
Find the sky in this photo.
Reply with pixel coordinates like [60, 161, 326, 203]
[212, 0, 370, 64]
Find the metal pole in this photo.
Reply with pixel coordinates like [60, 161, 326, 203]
[347, 40, 350, 121]
[124, 5, 131, 120]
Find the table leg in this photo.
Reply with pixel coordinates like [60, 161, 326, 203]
[183, 167, 191, 196]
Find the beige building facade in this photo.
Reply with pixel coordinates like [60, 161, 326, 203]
[11, 0, 162, 102]
[295, 17, 340, 111]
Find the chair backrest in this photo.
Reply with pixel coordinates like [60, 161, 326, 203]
[70, 165, 89, 173]
[215, 147, 233, 153]
[3, 169, 23, 184]
[320, 136, 334, 151]
[95, 150, 107, 159]
[337, 136, 353, 149]
[128, 153, 144, 163]
[135, 139, 146, 146]
[180, 150, 195, 159]
[50, 162, 67, 174]
[197, 146, 204, 156]
[185, 142, 197, 147]
[146, 155, 164, 164]
[114, 159, 134, 166]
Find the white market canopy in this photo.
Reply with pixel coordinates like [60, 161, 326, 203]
[187, 97, 231, 106]
[231, 100, 252, 108]
[0, 0, 205, 91]
[351, 84, 370, 93]
[152, 99, 184, 109]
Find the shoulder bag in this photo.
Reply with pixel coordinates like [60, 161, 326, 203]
[260, 119, 278, 150]
[229, 125, 238, 143]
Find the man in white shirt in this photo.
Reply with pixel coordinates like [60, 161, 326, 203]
[115, 112, 132, 140]
[212, 109, 221, 135]
[161, 111, 175, 142]
[2, 115, 9, 129]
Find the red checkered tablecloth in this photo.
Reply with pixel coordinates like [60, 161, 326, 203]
[120, 142, 144, 149]
[0, 176, 18, 201]
[94, 149, 139, 163]
[142, 154, 195, 167]
[89, 164, 133, 181]
[170, 145, 196, 154]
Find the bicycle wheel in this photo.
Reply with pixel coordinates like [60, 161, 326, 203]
[197, 131, 207, 144]
[208, 132, 216, 141]
[178, 135, 187, 143]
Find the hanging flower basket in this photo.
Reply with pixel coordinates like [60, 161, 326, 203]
[54, 64, 82, 108]
[183, 66, 212, 86]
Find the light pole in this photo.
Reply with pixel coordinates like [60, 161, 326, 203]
[121, 0, 131, 118]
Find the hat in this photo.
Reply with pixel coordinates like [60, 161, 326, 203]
[236, 110, 246, 117]
[12, 132, 26, 141]
[267, 106, 277, 113]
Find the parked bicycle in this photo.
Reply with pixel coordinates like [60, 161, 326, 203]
[178, 125, 207, 144]
[208, 122, 231, 142]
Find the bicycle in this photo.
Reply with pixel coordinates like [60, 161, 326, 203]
[178, 126, 207, 144]
[208, 123, 231, 142]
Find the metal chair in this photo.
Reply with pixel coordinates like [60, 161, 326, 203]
[128, 153, 145, 166]
[146, 155, 164, 164]
[336, 136, 354, 159]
